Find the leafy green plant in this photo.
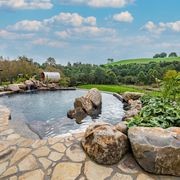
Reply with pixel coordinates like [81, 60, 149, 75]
[127, 96, 180, 128]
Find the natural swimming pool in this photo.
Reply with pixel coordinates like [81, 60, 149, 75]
[0, 90, 124, 138]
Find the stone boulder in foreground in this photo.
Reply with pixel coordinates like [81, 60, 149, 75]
[128, 127, 180, 176]
[82, 122, 129, 165]
[67, 88, 102, 123]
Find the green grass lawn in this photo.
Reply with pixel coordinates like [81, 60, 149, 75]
[78, 84, 143, 93]
[78, 84, 162, 96]
[106, 57, 180, 66]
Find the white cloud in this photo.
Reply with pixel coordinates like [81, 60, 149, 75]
[9, 20, 44, 32]
[143, 20, 180, 34]
[113, 11, 133, 23]
[7, 12, 96, 33]
[88, 0, 132, 8]
[0, 0, 53, 10]
[72, 26, 115, 36]
[44, 12, 96, 26]
[165, 21, 180, 32]
[0, 29, 34, 39]
[55, 31, 70, 39]
[59, 0, 134, 8]
[32, 38, 67, 48]
[84, 16, 97, 26]
[56, 26, 115, 39]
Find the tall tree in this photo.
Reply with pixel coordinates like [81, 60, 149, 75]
[46, 57, 56, 66]
[168, 52, 178, 57]
[137, 71, 146, 84]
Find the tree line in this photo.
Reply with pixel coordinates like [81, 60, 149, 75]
[0, 56, 179, 86]
[153, 52, 178, 58]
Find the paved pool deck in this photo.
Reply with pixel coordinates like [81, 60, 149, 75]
[0, 105, 179, 180]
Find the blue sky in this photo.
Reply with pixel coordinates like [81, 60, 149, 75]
[0, 0, 180, 64]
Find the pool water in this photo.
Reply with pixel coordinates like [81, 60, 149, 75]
[0, 90, 124, 138]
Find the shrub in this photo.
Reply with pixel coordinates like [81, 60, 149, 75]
[59, 77, 70, 87]
[162, 70, 180, 101]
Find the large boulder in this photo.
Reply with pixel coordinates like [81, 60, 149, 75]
[25, 80, 34, 87]
[82, 122, 129, 165]
[68, 88, 102, 123]
[17, 83, 27, 90]
[74, 97, 93, 115]
[0, 86, 5, 92]
[85, 88, 102, 107]
[7, 84, 20, 92]
[122, 92, 144, 102]
[128, 127, 180, 176]
[25, 80, 36, 90]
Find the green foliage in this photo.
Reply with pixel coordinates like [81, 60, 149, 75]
[137, 71, 146, 84]
[153, 52, 167, 58]
[15, 77, 27, 84]
[169, 52, 178, 57]
[127, 96, 180, 128]
[162, 70, 180, 101]
[1, 81, 10, 86]
[59, 77, 70, 87]
[0, 55, 179, 87]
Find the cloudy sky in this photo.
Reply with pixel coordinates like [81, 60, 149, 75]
[0, 0, 180, 64]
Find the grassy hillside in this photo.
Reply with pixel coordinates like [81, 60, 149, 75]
[107, 57, 180, 66]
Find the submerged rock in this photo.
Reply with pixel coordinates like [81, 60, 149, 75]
[68, 108, 87, 124]
[128, 127, 180, 176]
[82, 122, 129, 165]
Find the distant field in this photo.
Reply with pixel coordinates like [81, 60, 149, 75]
[106, 57, 180, 66]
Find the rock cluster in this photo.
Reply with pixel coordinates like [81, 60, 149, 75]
[122, 92, 144, 102]
[81, 122, 129, 165]
[115, 92, 144, 120]
[4, 79, 61, 92]
[67, 88, 102, 123]
[123, 99, 142, 119]
[128, 127, 180, 176]
[113, 92, 143, 120]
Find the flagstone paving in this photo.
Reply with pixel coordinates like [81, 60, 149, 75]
[0, 106, 179, 180]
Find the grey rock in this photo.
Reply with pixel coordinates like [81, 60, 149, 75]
[128, 127, 180, 176]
